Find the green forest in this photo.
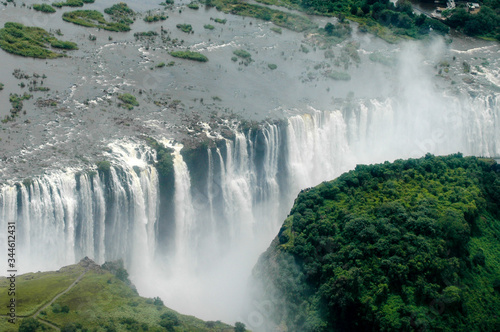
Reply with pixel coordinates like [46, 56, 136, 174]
[254, 154, 500, 331]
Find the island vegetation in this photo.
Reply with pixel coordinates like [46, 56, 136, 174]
[0, 22, 78, 58]
[254, 154, 500, 331]
[117, 93, 139, 110]
[63, 10, 132, 31]
[144, 13, 168, 22]
[104, 2, 136, 25]
[32, 4, 56, 13]
[170, 50, 208, 62]
[52, 0, 95, 8]
[177, 23, 194, 33]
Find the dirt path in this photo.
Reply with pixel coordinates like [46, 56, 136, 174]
[32, 268, 88, 318]
[0, 268, 89, 330]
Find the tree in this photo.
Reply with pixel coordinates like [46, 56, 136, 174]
[18, 318, 42, 332]
[234, 322, 246, 332]
[324, 22, 334, 35]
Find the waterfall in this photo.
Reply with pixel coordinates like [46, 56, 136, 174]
[0, 93, 499, 322]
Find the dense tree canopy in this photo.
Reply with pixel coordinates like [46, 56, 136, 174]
[254, 154, 500, 331]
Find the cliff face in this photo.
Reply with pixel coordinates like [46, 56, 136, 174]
[251, 154, 500, 332]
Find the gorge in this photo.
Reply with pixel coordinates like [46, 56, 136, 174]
[0, 0, 499, 329]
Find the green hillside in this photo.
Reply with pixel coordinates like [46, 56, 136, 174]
[252, 154, 500, 331]
[0, 258, 235, 332]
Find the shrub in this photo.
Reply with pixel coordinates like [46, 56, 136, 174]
[33, 4, 56, 13]
[144, 14, 167, 23]
[213, 18, 227, 24]
[268, 63, 277, 70]
[204, 24, 215, 30]
[96, 161, 111, 173]
[117, 93, 139, 108]
[176, 24, 193, 33]
[233, 49, 251, 59]
[170, 50, 208, 62]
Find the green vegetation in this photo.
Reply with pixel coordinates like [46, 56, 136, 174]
[268, 63, 277, 70]
[63, 10, 132, 32]
[325, 70, 351, 80]
[96, 160, 111, 173]
[0, 22, 78, 58]
[270, 26, 282, 34]
[0, 258, 234, 331]
[170, 50, 208, 62]
[211, 0, 315, 31]
[104, 2, 136, 25]
[0, 83, 3, 90]
[117, 93, 139, 109]
[213, 17, 227, 24]
[204, 24, 215, 30]
[52, 0, 95, 8]
[233, 49, 251, 59]
[188, 2, 200, 9]
[255, 154, 500, 331]
[177, 23, 193, 33]
[156, 62, 166, 68]
[134, 30, 158, 37]
[210, 0, 458, 41]
[144, 14, 168, 22]
[143, 137, 174, 179]
[3, 92, 33, 123]
[33, 4, 56, 13]
[445, 2, 500, 41]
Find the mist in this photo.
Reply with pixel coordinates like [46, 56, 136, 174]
[0, 6, 499, 329]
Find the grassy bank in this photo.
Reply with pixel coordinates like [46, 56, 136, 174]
[0, 258, 236, 331]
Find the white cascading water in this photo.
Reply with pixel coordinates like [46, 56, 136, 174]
[0, 92, 499, 323]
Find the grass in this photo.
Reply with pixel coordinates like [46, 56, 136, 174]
[176, 23, 193, 33]
[144, 14, 167, 23]
[0, 22, 78, 58]
[104, 2, 136, 25]
[117, 93, 139, 109]
[52, 0, 95, 8]
[233, 49, 251, 59]
[170, 50, 208, 62]
[0, 260, 236, 331]
[33, 4, 56, 13]
[212, 17, 227, 24]
[0, 264, 85, 316]
[63, 10, 131, 32]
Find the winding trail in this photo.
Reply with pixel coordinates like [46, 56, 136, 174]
[1, 268, 88, 331]
[30, 268, 89, 331]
